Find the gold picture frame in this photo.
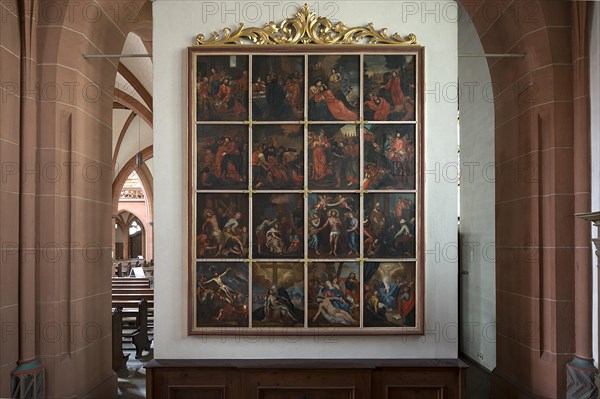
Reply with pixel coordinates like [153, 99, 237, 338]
[188, 4, 424, 335]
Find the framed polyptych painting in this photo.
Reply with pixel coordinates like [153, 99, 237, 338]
[188, 4, 424, 335]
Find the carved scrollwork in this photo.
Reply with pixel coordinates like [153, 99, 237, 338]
[196, 4, 417, 46]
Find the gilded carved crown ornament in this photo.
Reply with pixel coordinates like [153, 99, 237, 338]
[195, 3, 418, 46]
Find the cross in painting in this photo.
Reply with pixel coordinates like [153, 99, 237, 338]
[262, 263, 295, 286]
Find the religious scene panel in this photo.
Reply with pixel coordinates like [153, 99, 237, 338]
[197, 124, 249, 190]
[252, 55, 304, 121]
[252, 124, 304, 190]
[307, 55, 360, 122]
[363, 193, 416, 259]
[252, 262, 305, 328]
[307, 261, 360, 328]
[363, 261, 416, 328]
[196, 262, 250, 328]
[252, 193, 304, 259]
[362, 124, 416, 190]
[307, 193, 360, 259]
[307, 124, 360, 190]
[196, 193, 249, 258]
[191, 49, 422, 333]
[196, 55, 249, 121]
[364, 55, 416, 122]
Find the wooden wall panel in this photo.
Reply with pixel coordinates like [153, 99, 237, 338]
[242, 369, 369, 398]
[372, 368, 465, 399]
[169, 386, 226, 399]
[256, 388, 354, 399]
[387, 386, 443, 399]
[145, 359, 467, 399]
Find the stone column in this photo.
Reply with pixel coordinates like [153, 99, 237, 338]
[566, 3, 597, 399]
[574, 212, 600, 396]
[11, 1, 44, 397]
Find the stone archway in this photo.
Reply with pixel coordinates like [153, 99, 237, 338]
[0, 1, 151, 397]
[457, 1, 594, 397]
[125, 215, 145, 259]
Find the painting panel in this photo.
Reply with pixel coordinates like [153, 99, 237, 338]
[189, 39, 424, 335]
[307, 55, 359, 121]
[363, 262, 416, 327]
[252, 124, 304, 190]
[196, 55, 249, 121]
[252, 55, 304, 121]
[364, 55, 416, 121]
[252, 262, 304, 328]
[196, 262, 249, 328]
[307, 193, 360, 259]
[307, 262, 360, 328]
[197, 193, 249, 258]
[364, 193, 416, 258]
[362, 124, 416, 190]
[197, 124, 249, 190]
[307, 125, 359, 190]
[253, 193, 304, 258]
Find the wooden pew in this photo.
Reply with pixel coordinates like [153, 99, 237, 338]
[112, 308, 129, 371]
[111, 276, 154, 358]
[112, 288, 154, 294]
[114, 300, 154, 311]
[112, 277, 150, 287]
[111, 283, 151, 290]
[112, 294, 154, 303]
[112, 277, 149, 283]
[127, 298, 152, 358]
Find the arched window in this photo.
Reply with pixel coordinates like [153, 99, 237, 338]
[128, 218, 144, 259]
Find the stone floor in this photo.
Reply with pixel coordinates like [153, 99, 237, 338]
[463, 355, 492, 399]
[116, 343, 153, 398]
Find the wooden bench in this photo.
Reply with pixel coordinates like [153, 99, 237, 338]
[112, 277, 150, 288]
[121, 299, 152, 358]
[112, 299, 155, 309]
[111, 275, 154, 360]
[112, 290, 154, 299]
[112, 287, 154, 292]
[112, 280, 150, 287]
[112, 277, 149, 281]
[112, 308, 129, 371]
[112, 294, 154, 303]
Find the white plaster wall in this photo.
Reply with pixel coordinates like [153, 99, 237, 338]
[590, 2, 599, 369]
[153, 0, 458, 359]
[457, 4, 496, 371]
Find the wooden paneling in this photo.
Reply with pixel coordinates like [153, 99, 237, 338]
[257, 388, 354, 399]
[372, 369, 464, 399]
[169, 386, 226, 399]
[146, 359, 467, 399]
[387, 386, 443, 399]
[243, 369, 369, 398]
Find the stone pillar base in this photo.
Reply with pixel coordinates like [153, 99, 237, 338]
[11, 359, 44, 399]
[566, 356, 598, 399]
